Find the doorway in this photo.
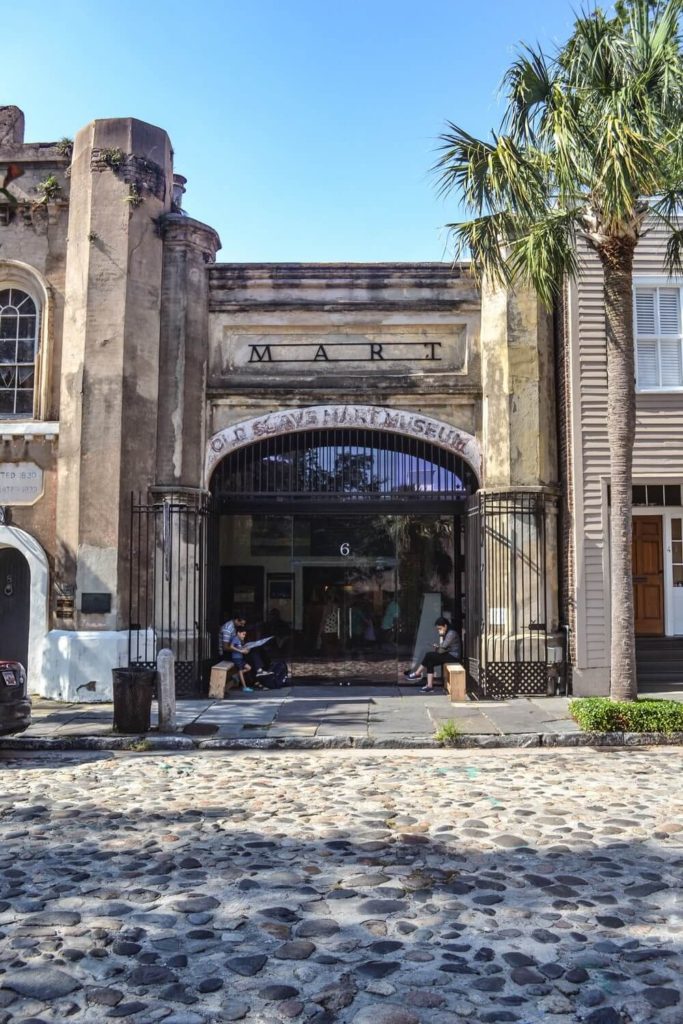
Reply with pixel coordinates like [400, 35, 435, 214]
[0, 546, 30, 667]
[217, 510, 461, 684]
[633, 515, 664, 635]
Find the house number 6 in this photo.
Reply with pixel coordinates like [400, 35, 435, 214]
[340, 543, 350, 556]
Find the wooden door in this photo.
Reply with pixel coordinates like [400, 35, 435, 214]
[0, 547, 30, 667]
[632, 516, 664, 635]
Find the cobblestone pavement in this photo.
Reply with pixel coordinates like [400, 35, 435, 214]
[0, 747, 682, 1024]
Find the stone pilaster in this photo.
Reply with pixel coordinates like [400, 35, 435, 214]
[480, 277, 557, 489]
[56, 117, 173, 631]
[155, 214, 221, 489]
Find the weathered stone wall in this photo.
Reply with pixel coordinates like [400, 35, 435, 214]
[0, 107, 70, 590]
[155, 215, 220, 490]
[206, 262, 483, 472]
[480, 276, 557, 489]
[56, 117, 173, 633]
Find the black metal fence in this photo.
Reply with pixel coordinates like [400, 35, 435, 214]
[467, 491, 557, 698]
[128, 493, 212, 696]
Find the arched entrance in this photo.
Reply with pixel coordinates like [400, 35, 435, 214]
[209, 423, 478, 684]
[128, 407, 481, 692]
[0, 526, 49, 691]
[129, 407, 557, 697]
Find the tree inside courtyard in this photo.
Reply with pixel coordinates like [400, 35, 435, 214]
[436, 0, 683, 700]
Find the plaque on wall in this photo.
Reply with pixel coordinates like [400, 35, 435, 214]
[0, 462, 44, 505]
[213, 321, 468, 378]
[80, 592, 112, 614]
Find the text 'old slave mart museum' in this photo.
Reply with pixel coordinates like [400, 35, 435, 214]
[2, 104, 683, 701]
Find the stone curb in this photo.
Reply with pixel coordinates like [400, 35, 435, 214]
[1, 731, 683, 751]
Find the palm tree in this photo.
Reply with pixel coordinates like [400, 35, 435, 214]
[436, 0, 683, 701]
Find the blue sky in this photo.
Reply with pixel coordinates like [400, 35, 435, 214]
[6, 0, 581, 262]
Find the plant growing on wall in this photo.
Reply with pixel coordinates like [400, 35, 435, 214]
[102, 147, 125, 171]
[56, 137, 73, 159]
[435, 0, 683, 702]
[35, 175, 62, 203]
[125, 183, 144, 209]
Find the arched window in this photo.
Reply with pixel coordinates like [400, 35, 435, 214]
[0, 287, 39, 417]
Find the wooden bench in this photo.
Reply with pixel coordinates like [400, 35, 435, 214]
[443, 663, 467, 703]
[208, 660, 238, 699]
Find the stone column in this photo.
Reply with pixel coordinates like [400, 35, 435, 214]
[56, 117, 173, 644]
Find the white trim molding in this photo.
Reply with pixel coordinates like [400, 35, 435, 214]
[0, 421, 59, 439]
[205, 404, 482, 486]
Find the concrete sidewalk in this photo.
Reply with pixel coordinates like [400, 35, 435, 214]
[21, 685, 581, 741]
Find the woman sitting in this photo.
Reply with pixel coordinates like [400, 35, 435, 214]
[403, 617, 461, 693]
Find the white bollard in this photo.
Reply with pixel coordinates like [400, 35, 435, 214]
[157, 648, 176, 733]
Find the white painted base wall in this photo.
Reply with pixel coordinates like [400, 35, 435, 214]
[571, 666, 610, 697]
[33, 630, 155, 702]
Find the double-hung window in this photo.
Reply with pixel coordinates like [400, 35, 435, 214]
[635, 285, 683, 390]
[0, 287, 39, 416]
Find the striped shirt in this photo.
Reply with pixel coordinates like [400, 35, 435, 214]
[219, 619, 238, 651]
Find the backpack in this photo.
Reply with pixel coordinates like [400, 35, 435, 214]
[265, 659, 289, 689]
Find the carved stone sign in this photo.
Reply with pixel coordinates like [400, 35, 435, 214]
[215, 323, 467, 375]
[206, 405, 481, 482]
[0, 462, 44, 505]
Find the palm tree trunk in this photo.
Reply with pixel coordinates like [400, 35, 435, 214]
[599, 240, 638, 701]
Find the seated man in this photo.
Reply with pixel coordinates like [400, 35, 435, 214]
[403, 617, 461, 693]
[219, 612, 267, 676]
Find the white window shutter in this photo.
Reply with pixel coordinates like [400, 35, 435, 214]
[635, 289, 656, 334]
[658, 289, 682, 335]
[659, 338, 683, 386]
[637, 338, 658, 387]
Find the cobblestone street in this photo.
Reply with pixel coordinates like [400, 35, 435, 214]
[0, 748, 682, 1024]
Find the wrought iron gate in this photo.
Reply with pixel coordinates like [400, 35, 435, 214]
[128, 493, 213, 696]
[466, 490, 558, 698]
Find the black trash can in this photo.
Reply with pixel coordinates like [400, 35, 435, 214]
[112, 668, 156, 734]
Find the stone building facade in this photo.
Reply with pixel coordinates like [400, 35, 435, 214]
[0, 106, 564, 701]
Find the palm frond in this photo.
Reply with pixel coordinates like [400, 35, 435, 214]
[502, 45, 555, 142]
[507, 211, 579, 307]
[444, 212, 518, 290]
[664, 227, 683, 277]
[435, 125, 548, 218]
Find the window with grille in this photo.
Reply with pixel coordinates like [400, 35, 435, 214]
[0, 287, 38, 417]
[635, 286, 683, 390]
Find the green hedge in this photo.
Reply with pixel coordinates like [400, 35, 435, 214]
[570, 697, 683, 733]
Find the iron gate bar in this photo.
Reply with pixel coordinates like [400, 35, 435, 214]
[466, 491, 552, 698]
[210, 427, 475, 507]
[128, 493, 212, 696]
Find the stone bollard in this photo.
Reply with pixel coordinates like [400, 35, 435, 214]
[157, 648, 177, 733]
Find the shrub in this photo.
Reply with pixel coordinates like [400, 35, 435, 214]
[570, 697, 683, 734]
